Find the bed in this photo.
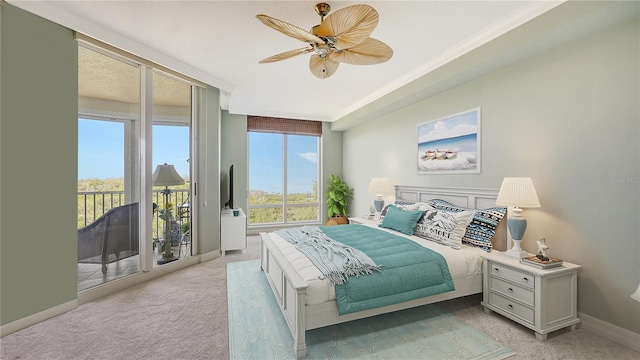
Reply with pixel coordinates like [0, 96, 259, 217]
[259, 186, 507, 358]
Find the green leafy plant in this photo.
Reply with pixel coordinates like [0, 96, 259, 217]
[326, 174, 354, 218]
[181, 221, 190, 234]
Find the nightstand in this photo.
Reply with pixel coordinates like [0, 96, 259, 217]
[481, 251, 581, 340]
[348, 216, 378, 225]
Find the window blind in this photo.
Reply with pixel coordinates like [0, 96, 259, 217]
[247, 116, 322, 137]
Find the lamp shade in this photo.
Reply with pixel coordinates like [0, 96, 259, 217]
[495, 177, 540, 208]
[152, 163, 185, 186]
[368, 178, 392, 195]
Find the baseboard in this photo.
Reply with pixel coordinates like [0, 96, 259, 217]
[579, 312, 640, 352]
[1, 299, 78, 337]
[200, 249, 221, 263]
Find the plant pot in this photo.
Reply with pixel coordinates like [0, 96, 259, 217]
[327, 215, 349, 225]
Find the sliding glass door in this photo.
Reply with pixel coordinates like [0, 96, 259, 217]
[77, 44, 196, 291]
[152, 71, 192, 266]
[77, 46, 141, 290]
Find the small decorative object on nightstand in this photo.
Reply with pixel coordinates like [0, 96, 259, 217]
[481, 251, 580, 340]
[536, 237, 550, 260]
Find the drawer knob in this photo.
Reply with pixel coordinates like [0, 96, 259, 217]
[507, 288, 514, 293]
[507, 304, 513, 310]
[522, 277, 529, 283]
[493, 268, 499, 273]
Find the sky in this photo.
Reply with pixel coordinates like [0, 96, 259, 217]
[79, 119, 317, 194]
[249, 132, 318, 194]
[78, 119, 190, 179]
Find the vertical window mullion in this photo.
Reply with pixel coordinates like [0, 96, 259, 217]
[140, 65, 154, 272]
[282, 134, 287, 224]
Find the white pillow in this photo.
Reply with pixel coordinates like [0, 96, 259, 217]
[414, 209, 475, 249]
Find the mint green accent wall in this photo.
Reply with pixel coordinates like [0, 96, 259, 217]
[343, 19, 639, 333]
[220, 111, 248, 213]
[1, 3, 78, 325]
[195, 86, 221, 253]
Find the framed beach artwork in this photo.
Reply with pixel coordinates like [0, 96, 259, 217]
[417, 108, 481, 174]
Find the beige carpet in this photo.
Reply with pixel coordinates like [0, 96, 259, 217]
[1, 235, 638, 360]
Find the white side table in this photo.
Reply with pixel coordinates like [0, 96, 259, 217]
[221, 208, 247, 255]
[481, 251, 581, 340]
[348, 216, 378, 225]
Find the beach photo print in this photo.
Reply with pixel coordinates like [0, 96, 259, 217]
[417, 108, 481, 174]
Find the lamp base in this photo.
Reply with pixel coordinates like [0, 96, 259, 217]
[506, 238, 528, 258]
[157, 252, 178, 265]
[505, 248, 529, 258]
[373, 199, 385, 212]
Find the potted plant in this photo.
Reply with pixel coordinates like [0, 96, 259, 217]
[326, 174, 354, 225]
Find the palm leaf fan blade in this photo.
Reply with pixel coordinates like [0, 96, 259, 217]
[333, 37, 393, 65]
[309, 55, 339, 79]
[259, 47, 313, 63]
[256, 14, 325, 44]
[316, 5, 379, 50]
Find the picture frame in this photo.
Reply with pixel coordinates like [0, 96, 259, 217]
[417, 107, 481, 174]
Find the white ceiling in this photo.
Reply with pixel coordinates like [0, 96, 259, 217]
[10, 1, 638, 129]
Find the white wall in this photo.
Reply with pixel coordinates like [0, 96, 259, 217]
[343, 19, 639, 333]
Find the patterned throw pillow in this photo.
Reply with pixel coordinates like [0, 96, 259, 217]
[413, 208, 475, 248]
[427, 199, 506, 252]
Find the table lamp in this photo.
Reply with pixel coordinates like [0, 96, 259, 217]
[368, 177, 392, 212]
[153, 163, 185, 265]
[496, 177, 540, 258]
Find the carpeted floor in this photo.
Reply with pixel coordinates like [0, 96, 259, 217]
[1, 235, 638, 360]
[227, 259, 515, 359]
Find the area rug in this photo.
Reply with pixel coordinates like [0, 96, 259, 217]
[227, 259, 514, 360]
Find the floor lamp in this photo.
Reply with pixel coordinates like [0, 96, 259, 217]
[153, 163, 185, 265]
[496, 177, 540, 258]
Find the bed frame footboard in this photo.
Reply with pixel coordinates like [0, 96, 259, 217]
[260, 232, 308, 358]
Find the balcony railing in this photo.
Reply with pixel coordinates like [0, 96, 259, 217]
[78, 189, 190, 240]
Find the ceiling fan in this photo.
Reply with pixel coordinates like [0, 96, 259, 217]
[256, 3, 393, 79]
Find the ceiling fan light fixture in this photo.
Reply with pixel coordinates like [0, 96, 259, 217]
[314, 44, 331, 57]
[257, 3, 393, 79]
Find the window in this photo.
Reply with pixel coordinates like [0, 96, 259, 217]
[247, 117, 321, 226]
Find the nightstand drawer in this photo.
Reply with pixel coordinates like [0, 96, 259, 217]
[490, 277, 534, 306]
[490, 292, 534, 324]
[489, 262, 534, 290]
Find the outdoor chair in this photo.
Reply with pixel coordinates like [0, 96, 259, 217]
[78, 202, 140, 275]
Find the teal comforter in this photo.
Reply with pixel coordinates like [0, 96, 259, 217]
[320, 224, 455, 315]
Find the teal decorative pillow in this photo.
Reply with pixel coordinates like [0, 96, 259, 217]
[414, 208, 475, 248]
[379, 205, 424, 235]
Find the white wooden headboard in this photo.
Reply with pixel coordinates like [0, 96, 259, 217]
[395, 185, 508, 251]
